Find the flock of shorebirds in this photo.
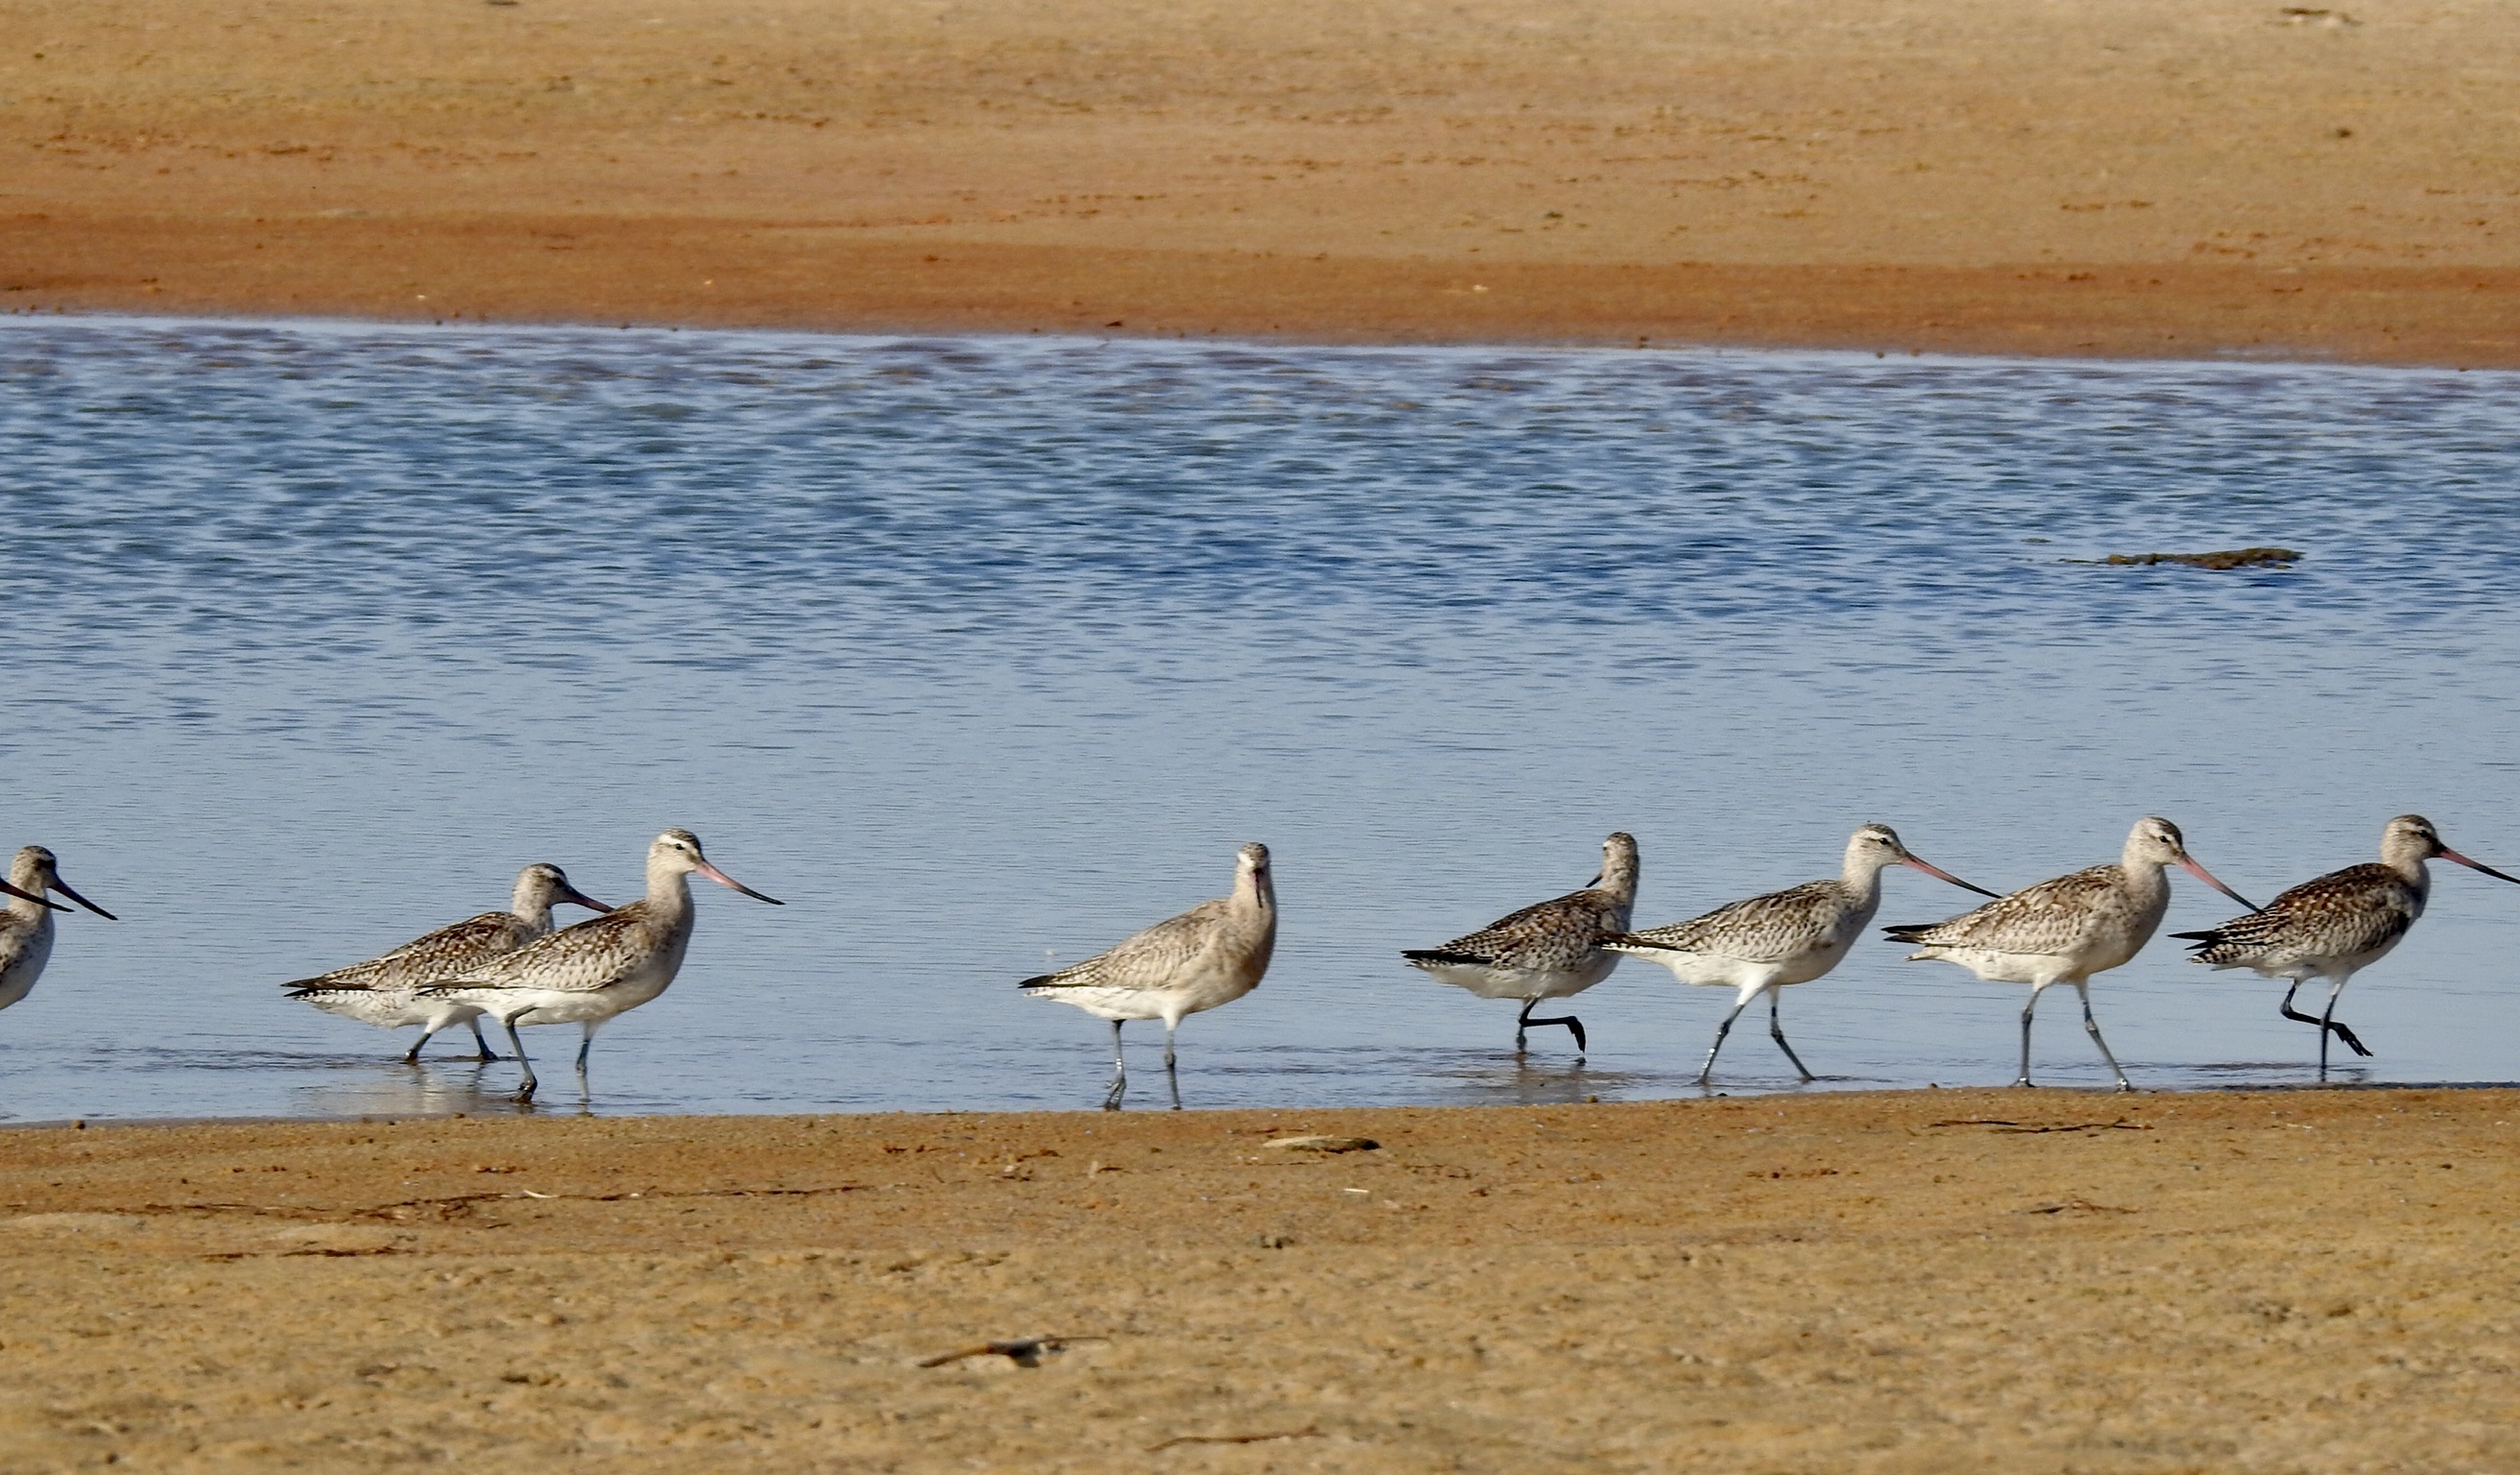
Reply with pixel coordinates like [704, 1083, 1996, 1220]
[1016, 812, 2514, 1107]
[0, 816, 2507, 1108]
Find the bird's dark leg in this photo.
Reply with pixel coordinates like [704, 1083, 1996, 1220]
[470, 1018, 501, 1062]
[504, 1012, 539, 1102]
[403, 1026, 434, 1065]
[2077, 983, 2133, 1093]
[2279, 977, 2369, 1069]
[1101, 1019, 1127, 1112]
[1516, 998, 1586, 1055]
[1698, 999, 1747, 1085]
[1164, 1020, 1182, 1112]
[1768, 990, 1817, 1083]
[575, 1024, 596, 1077]
[2017, 986, 2044, 1087]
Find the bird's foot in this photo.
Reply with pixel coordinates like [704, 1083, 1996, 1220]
[2330, 1023, 2373, 1058]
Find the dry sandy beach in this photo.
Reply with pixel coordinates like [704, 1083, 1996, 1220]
[6, 1088, 2520, 1471]
[4, 0, 2518, 363]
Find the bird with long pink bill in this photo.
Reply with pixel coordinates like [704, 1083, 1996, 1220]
[282, 862, 613, 1062]
[0, 846, 117, 1023]
[2174, 814, 2520, 1079]
[1883, 816, 2259, 1091]
[419, 829, 783, 1101]
[1606, 823, 2000, 1086]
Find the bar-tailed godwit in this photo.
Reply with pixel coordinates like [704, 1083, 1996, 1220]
[420, 830, 782, 1100]
[284, 863, 612, 1062]
[1884, 816, 2258, 1090]
[2173, 813, 2520, 1078]
[1020, 842, 1276, 1110]
[0, 847, 112, 1019]
[1607, 824, 1999, 1084]
[1403, 832, 1638, 1057]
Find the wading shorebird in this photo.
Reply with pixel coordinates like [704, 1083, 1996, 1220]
[1607, 824, 1999, 1085]
[2173, 814, 2520, 1079]
[283, 863, 612, 1062]
[0, 847, 112, 1019]
[1020, 842, 1277, 1111]
[1884, 817, 2259, 1091]
[420, 830, 782, 1101]
[1403, 832, 1638, 1057]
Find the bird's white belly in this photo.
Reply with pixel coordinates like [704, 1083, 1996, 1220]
[1035, 957, 1261, 1025]
[307, 990, 482, 1031]
[0, 929, 55, 1013]
[1419, 954, 1616, 1002]
[1917, 947, 2084, 986]
[1646, 936, 1851, 992]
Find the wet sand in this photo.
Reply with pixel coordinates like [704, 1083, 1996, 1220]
[5, 0, 2518, 363]
[5, 1087, 2517, 1470]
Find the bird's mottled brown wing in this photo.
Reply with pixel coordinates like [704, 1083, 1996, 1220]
[1412, 886, 1623, 974]
[1023, 898, 1230, 991]
[428, 907, 661, 996]
[2182, 862, 2413, 963]
[1617, 879, 1842, 963]
[1892, 864, 2120, 955]
[285, 910, 526, 994]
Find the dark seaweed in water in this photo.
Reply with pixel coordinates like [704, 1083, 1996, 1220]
[2078, 546, 2301, 570]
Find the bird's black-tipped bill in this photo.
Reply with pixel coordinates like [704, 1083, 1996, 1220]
[0, 880, 67, 912]
[1901, 854, 2003, 900]
[695, 858, 784, 906]
[2441, 847, 2520, 886]
[2177, 856, 2260, 914]
[51, 876, 117, 921]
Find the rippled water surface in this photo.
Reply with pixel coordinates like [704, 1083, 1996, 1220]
[3, 316, 2518, 1122]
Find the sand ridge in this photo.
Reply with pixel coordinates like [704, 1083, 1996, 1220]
[5, 0, 2518, 362]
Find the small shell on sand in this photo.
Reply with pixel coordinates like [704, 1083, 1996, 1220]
[1265, 1135, 1380, 1153]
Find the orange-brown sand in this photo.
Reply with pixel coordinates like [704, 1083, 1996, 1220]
[4, 0, 2517, 363]
[5, 1088, 2518, 1470]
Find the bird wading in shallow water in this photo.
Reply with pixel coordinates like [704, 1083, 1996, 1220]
[1020, 842, 1276, 1111]
[2174, 814, 2520, 1079]
[0, 847, 111, 1023]
[421, 830, 781, 1101]
[1404, 832, 1638, 1058]
[1608, 824, 1999, 1086]
[1885, 817, 2259, 1092]
[284, 863, 612, 1062]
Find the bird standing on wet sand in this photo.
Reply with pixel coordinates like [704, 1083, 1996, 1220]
[0, 846, 114, 1020]
[1404, 832, 1638, 1058]
[1608, 824, 1999, 1085]
[2174, 814, 2520, 1079]
[1020, 842, 1276, 1111]
[283, 863, 612, 1062]
[420, 830, 782, 1101]
[1885, 817, 2259, 1091]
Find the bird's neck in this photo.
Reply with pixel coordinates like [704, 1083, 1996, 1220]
[645, 864, 695, 920]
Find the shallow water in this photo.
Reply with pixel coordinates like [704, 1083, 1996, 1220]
[2, 316, 2517, 1122]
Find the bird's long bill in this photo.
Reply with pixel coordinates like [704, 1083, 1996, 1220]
[1901, 854, 2004, 900]
[2178, 856, 2261, 913]
[2439, 846, 2520, 886]
[695, 858, 784, 906]
[562, 887, 615, 914]
[0, 880, 66, 912]
[48, 876, 114, 920]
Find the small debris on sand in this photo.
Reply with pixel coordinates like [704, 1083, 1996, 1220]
[1265, 1135, 1381, 1153]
